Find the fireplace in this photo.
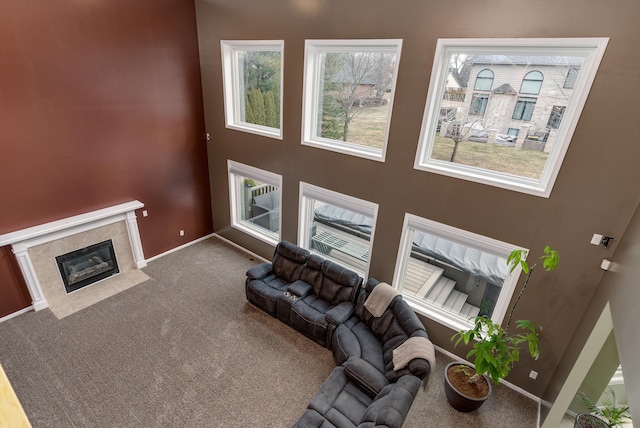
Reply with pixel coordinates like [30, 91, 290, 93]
[0, 201, 148, 318]
[56, 239, 120, 293]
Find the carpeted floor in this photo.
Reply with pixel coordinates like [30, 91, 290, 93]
[0, 237, 539, 427]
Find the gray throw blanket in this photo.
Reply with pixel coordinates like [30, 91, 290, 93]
[392, 336, 436, 390]
[364, 282, 400, 317]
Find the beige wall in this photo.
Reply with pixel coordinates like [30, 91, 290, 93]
[195, 0, 640, 399]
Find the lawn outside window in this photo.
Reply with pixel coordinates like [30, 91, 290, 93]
[302, 39, 402, 162]
[414, 38, 608, 198]
[392, 214, 524, 332]
[228, 160, 282, 246]
[221, 40, 284, 139]
[298, 182, 378, 278]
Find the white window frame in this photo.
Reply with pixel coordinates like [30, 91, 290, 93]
[414, 38, 608, 198]
[392, 213, 524, 332]
[301, 39, 403, 162]
[228, 160, 282, 246]
[220, 40, 284, 139]
[298, 182, 378, 278]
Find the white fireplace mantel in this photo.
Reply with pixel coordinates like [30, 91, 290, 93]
[0, 201, 146, 311]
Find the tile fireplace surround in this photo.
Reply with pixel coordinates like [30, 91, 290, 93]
[0, 201, 149, 319]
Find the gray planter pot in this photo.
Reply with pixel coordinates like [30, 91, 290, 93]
[443, 362, 492, 412]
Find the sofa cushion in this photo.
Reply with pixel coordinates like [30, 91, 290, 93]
[292, 367, 420, 428]
[338, 278, 432, 383]
[357, 375, 421, 428]
[319, 259, 362, 305]
[343, 357, 389, 398]
[245, 275, 290, 317]
[295, 366, 373, 428]
[332, 319, 385, 373]
[290, 294, 333, 347]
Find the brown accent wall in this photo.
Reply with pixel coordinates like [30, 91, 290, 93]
[544, 202, 640, 422]
[0, 0, 212, 316]
[0, 247, 31, 316]
[195, 0, 640, 398]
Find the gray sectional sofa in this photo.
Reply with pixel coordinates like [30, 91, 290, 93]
[245, 241, 434, 428]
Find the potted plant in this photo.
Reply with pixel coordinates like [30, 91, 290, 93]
[445, 246, 560, 412]
[575, 387, 631, 428]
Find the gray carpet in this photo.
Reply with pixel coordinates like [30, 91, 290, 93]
[0, 237, 538, 427]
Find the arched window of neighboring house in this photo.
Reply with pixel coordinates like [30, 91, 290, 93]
[474, 69, 494, 91]
[520, 70, 544, 95]
[564, 67, 579, 89]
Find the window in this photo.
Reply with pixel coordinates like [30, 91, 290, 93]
[221, 41, 284, 139]
[519, 70, 544, 95]
[393, 214, 523, 331]
[298, 182, 378, 277]
[512, 97, 537, 121]
[474, 69, 494, 91]
[302, 40, 402, 162]
[415, 38, 608, 198]
[547, 106, 566, 129]
[228, 160, 282, 245]
[469, 94, 489, 116]
[564, 67, 579, 89]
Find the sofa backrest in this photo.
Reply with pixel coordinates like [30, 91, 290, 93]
[300, 254, 324, 292]
[318, 259, 363, 305]
[272, 241, 309, 283]
[355, 278, 430, 381]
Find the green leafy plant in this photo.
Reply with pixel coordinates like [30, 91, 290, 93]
[577, 387, 631, 428]
[451, 246, 559, 385]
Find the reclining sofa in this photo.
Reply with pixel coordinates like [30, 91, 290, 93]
[245, 241, 435, 428]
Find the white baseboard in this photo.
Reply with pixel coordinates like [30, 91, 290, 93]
[144, 233, 271, 265]
[434, 344, 543, 404]
[145, 233, 216, 263]
[0, 306, 33, 324]
[211, 233, 270, 263]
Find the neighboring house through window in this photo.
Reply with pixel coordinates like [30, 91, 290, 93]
[520, 70, 544, 95]
[469, 94, 489, 116]
[512, 97, 537, 121]
[547, 106, 566, 129]
[474, 69, 494, 91]
[414, 38, 608, 197]
[564, 67, 579, 89]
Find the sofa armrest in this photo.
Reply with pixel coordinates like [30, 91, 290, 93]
[325, 301, 355, 325]
[246, 263, 274, 280]
[343, 356, 389, 398]
[407, 358, 431, 382]
[288, 280, 313, 298]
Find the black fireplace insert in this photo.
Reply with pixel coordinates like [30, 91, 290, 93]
[55, 239, 120, 293]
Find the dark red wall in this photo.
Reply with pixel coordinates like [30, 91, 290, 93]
[0, 247, 31, 316]
[0, 0, 212, 316]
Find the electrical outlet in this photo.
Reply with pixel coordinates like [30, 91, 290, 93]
[179, 230, 185, 237]
[529, 370, 538, 380]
